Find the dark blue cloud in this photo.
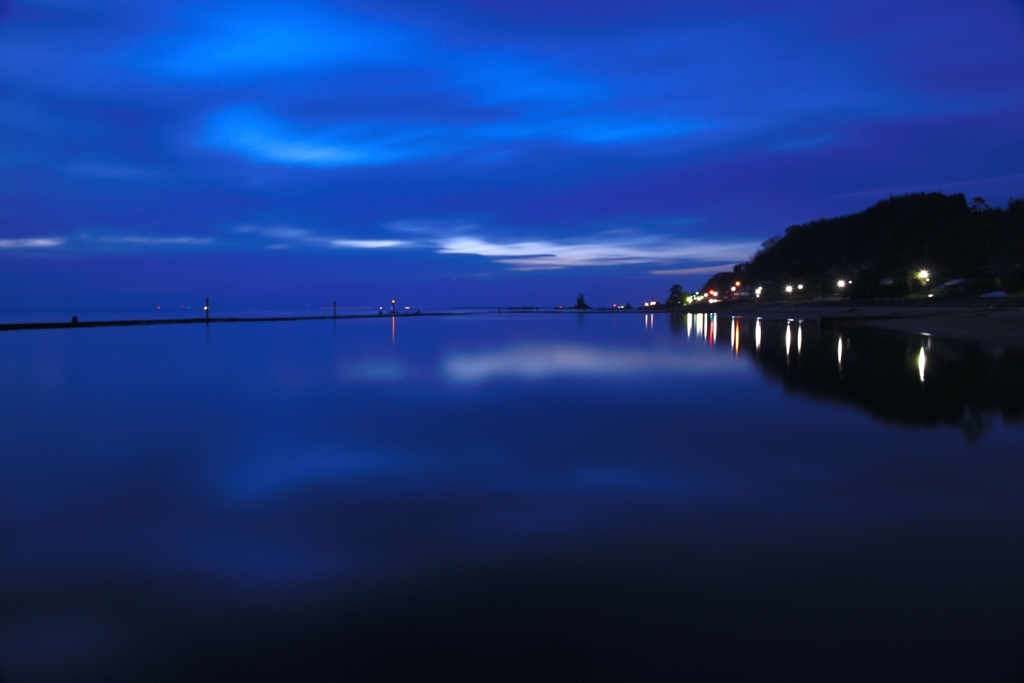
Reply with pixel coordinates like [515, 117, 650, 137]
[1, 0, 1023, 306]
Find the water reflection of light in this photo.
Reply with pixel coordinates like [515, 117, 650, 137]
[785, 322, 791, 360]
[710, 314, 717, 345]
[686, 313, 692, 339]
[732, 318, 740, 355]
[444, 345, 741, 383]
[797, 323, 802, 356]
[918, 347, 927, 383]
[391, 315, 395, 345]
[837, 337, 843, 370]
[755, 318, 761, 351]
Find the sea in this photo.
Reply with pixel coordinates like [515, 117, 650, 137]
[2, 311, 1023, 682]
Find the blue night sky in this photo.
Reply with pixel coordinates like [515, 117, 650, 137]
[2, 0, 1023, 309]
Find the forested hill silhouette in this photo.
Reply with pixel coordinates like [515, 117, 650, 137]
[701, 193, 1024, 299]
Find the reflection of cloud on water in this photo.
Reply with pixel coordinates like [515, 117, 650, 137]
[342, 359, 405, 381]
[443, 344, 740, 383]
[571, 467, 745, 497]
[225, 450, 406, 502]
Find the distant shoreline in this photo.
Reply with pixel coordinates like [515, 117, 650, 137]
[4, 302, 1024, 346]
[0, 310, 466, 332]
[681, 299, 1024, 346]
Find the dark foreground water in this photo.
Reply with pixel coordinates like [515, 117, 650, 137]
[2, 312, 1024, 682]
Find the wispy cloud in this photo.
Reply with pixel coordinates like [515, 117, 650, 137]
[650, 265, 736, 276]
[0, 238, 65, 248]
[158, 3, 407, 79]
[236, 225, 313, 240]
[433, 233, 758, 270]
[203, 106, 437, 167]
[236, 224, 411, 250]
[168, 6, 725, 165]
[96, 236, 214, 245]
[179, 1, 984, 171]
[236, 220, 753, 270]
[329, 239, 406, 249]
[202, 104, 720, 168]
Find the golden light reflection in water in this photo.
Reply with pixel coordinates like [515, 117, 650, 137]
[755, 318, 761, 351]
[391, 315, 396, 346]
[918, 347, 927, 383]
[733, 318, 740, 355]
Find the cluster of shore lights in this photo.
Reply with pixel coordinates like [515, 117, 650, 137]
[642, 300, 659, 307]
[837, 279, 851, 289]
[784, 284, 805, 294]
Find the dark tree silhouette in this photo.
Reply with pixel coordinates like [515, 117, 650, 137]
[666, 284, 684, 307]
[699, 193, 1024, 298]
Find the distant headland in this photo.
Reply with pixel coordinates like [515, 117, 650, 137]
[690, 192, 1024, 303]
[626, 192, 1024, 346]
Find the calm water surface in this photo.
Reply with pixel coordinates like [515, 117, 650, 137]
[2, 312, 1024, 682]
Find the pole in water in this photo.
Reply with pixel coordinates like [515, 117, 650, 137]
[391, 299, 395, 315]
[204, 297, 210, 320]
